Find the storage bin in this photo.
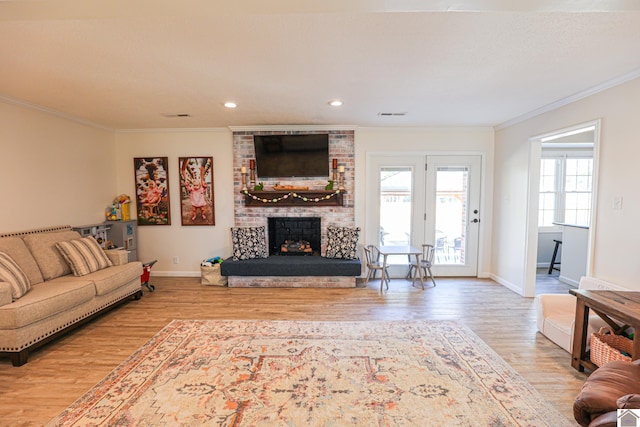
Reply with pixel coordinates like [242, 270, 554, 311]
[590, 326, 633, 367]
[201, 264, 227, 286]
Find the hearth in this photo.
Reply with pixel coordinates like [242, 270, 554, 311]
[268, 217, 320, 256]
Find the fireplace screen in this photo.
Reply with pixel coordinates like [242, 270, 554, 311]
[268, 217, 321, 255]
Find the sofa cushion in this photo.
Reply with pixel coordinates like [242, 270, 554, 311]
[231, 226, 269, 261]
[22, 231, 82, 281]
[0, 237, 44, 285]
[325, 225, 360, 259]
[82, 262, 143, 296]
[56, 237, 113, 277]
[0, 252, 31, 300]
[0, 279, 95, 329]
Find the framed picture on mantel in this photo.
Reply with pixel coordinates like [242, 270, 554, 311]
[133, 157, 171, 225]
[179, 156, 215, 226]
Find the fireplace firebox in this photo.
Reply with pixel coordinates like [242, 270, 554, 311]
[268, 217, 321, 256]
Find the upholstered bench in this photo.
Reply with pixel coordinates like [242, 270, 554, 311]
[221, 256, 362, 277]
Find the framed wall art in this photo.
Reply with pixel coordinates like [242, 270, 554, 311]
[179, 157, 215, 226]
[133, 157, 171, 225]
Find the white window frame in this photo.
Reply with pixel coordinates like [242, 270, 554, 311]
[539, 149, 593, 231]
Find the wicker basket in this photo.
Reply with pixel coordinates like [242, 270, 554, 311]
[590, 326, 633, 367]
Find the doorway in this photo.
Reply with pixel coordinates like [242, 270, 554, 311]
[525, 121, 600, 297]
[367, 154, 482, 277]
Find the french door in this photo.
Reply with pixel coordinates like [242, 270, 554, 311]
[368, 154, 481, 277]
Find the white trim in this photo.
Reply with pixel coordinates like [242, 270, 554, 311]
[558, 275, 580, 287]
[116, 127, 230, 133]
[495, 68, 640, 130]
[228, 125, 357, 132]
[524, 119, 601, 297]
[489, 273, 523, 296]
[0, 94, 113, 131]
[151, 270, 200, 277]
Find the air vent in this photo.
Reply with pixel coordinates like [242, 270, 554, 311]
[162, 113, 191, 118]
[378, 112, 407, 116]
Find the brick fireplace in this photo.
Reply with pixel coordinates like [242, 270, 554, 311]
[230, 128, 357, 287]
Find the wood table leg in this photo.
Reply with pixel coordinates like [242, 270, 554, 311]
[414, 254, 424, 290]
[633, 325, 640, 360]
[571, 299, 589, 371]
[380, 254, 388, 292]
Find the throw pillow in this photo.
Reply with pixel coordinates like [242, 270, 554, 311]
[325, 225, 360, 259]
[231, 226, 269, 261]
[0, 251, 31, 300]
[55, 236, 113, 277]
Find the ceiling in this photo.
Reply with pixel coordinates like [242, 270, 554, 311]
[2, 1, 640, 130]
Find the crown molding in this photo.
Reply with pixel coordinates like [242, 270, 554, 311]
[495, 68, 640, 131]
[228, 124, 357, 132]
[115, 127, 230, 133]
[0, 94, 113, 131]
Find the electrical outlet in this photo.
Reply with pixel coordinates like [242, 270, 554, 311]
[173, 256, 179, 264]
[613, 196, 623, 210]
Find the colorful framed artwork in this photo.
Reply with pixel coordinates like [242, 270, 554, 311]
[133, 157, 171, 225]
[179, 157, 215, 226]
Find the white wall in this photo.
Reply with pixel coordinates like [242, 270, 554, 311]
[493, 76, 640, 292]
[0, 100, 116, 233]
[354, 127, 495, 277]
[114, 129, 234, 276]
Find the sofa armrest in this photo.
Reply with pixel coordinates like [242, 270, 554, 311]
[0, 282, 13, 306]
[618, 394, 640, 409]
[587, 411, 617, 427]
[104, 249, 129, 266]
[535, 293, 575, 331]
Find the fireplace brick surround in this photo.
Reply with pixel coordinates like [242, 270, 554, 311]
[230, 129, 358, 288]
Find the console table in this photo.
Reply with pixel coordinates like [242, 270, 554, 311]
[570, 289, 640, 371]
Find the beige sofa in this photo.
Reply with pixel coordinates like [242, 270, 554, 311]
[535, 277, 625, 353]
[0, 225, 143, 366]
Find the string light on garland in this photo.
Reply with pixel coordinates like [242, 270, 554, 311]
[242, 189, 341, 203]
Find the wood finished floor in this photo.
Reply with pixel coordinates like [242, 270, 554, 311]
[0, 276, 585, 426]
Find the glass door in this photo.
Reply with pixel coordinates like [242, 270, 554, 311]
[367, 155, 425, 277]
[367, 154, 481, 277]
[425, 156, 481, 276]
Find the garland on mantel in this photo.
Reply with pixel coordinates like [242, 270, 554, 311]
[242, 189, 342, 203]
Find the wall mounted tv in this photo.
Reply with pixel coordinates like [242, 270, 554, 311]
[253, 134, 330, 178]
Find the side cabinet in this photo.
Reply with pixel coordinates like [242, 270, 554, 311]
[105, 220, 138, 262]
[72, 223, 110, 249]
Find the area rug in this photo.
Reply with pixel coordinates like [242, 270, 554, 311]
[48, 320, 574, 426]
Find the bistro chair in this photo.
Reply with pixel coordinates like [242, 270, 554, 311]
[364, 245, 389, 289]
[407, 243, 437, 287]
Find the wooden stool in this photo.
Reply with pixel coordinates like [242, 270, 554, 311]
[548, 239, 562, 274]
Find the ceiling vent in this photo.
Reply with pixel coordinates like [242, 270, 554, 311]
[378, 112, 407, 117]
[162, 113, 191, 118]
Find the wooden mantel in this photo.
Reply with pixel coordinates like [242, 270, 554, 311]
[241, 189, 345, 207]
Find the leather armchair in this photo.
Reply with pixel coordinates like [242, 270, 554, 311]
[574, 359, 640, 427]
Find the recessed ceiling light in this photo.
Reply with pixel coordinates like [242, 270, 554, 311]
[328, 100, 343, 107]
[224, 102, 237, 108]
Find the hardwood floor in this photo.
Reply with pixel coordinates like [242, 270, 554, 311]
[0, 277, 585, 426]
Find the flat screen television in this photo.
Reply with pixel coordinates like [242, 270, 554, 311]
[253, 134, 330, 178]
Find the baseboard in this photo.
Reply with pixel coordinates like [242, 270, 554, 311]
[488, 273, 524, 296]
[558, 275, 579, 287]
[151, 270, 200, 277]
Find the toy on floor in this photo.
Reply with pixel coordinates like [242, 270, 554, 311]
[141, 260, 157, 292]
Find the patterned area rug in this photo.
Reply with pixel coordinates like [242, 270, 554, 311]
[48, 320, 574, 426]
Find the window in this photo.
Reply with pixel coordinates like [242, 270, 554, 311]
[538, 159, 558, 227]
[538, 153, 592, 228]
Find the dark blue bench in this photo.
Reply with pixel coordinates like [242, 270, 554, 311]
[221, 256, 361, 277]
